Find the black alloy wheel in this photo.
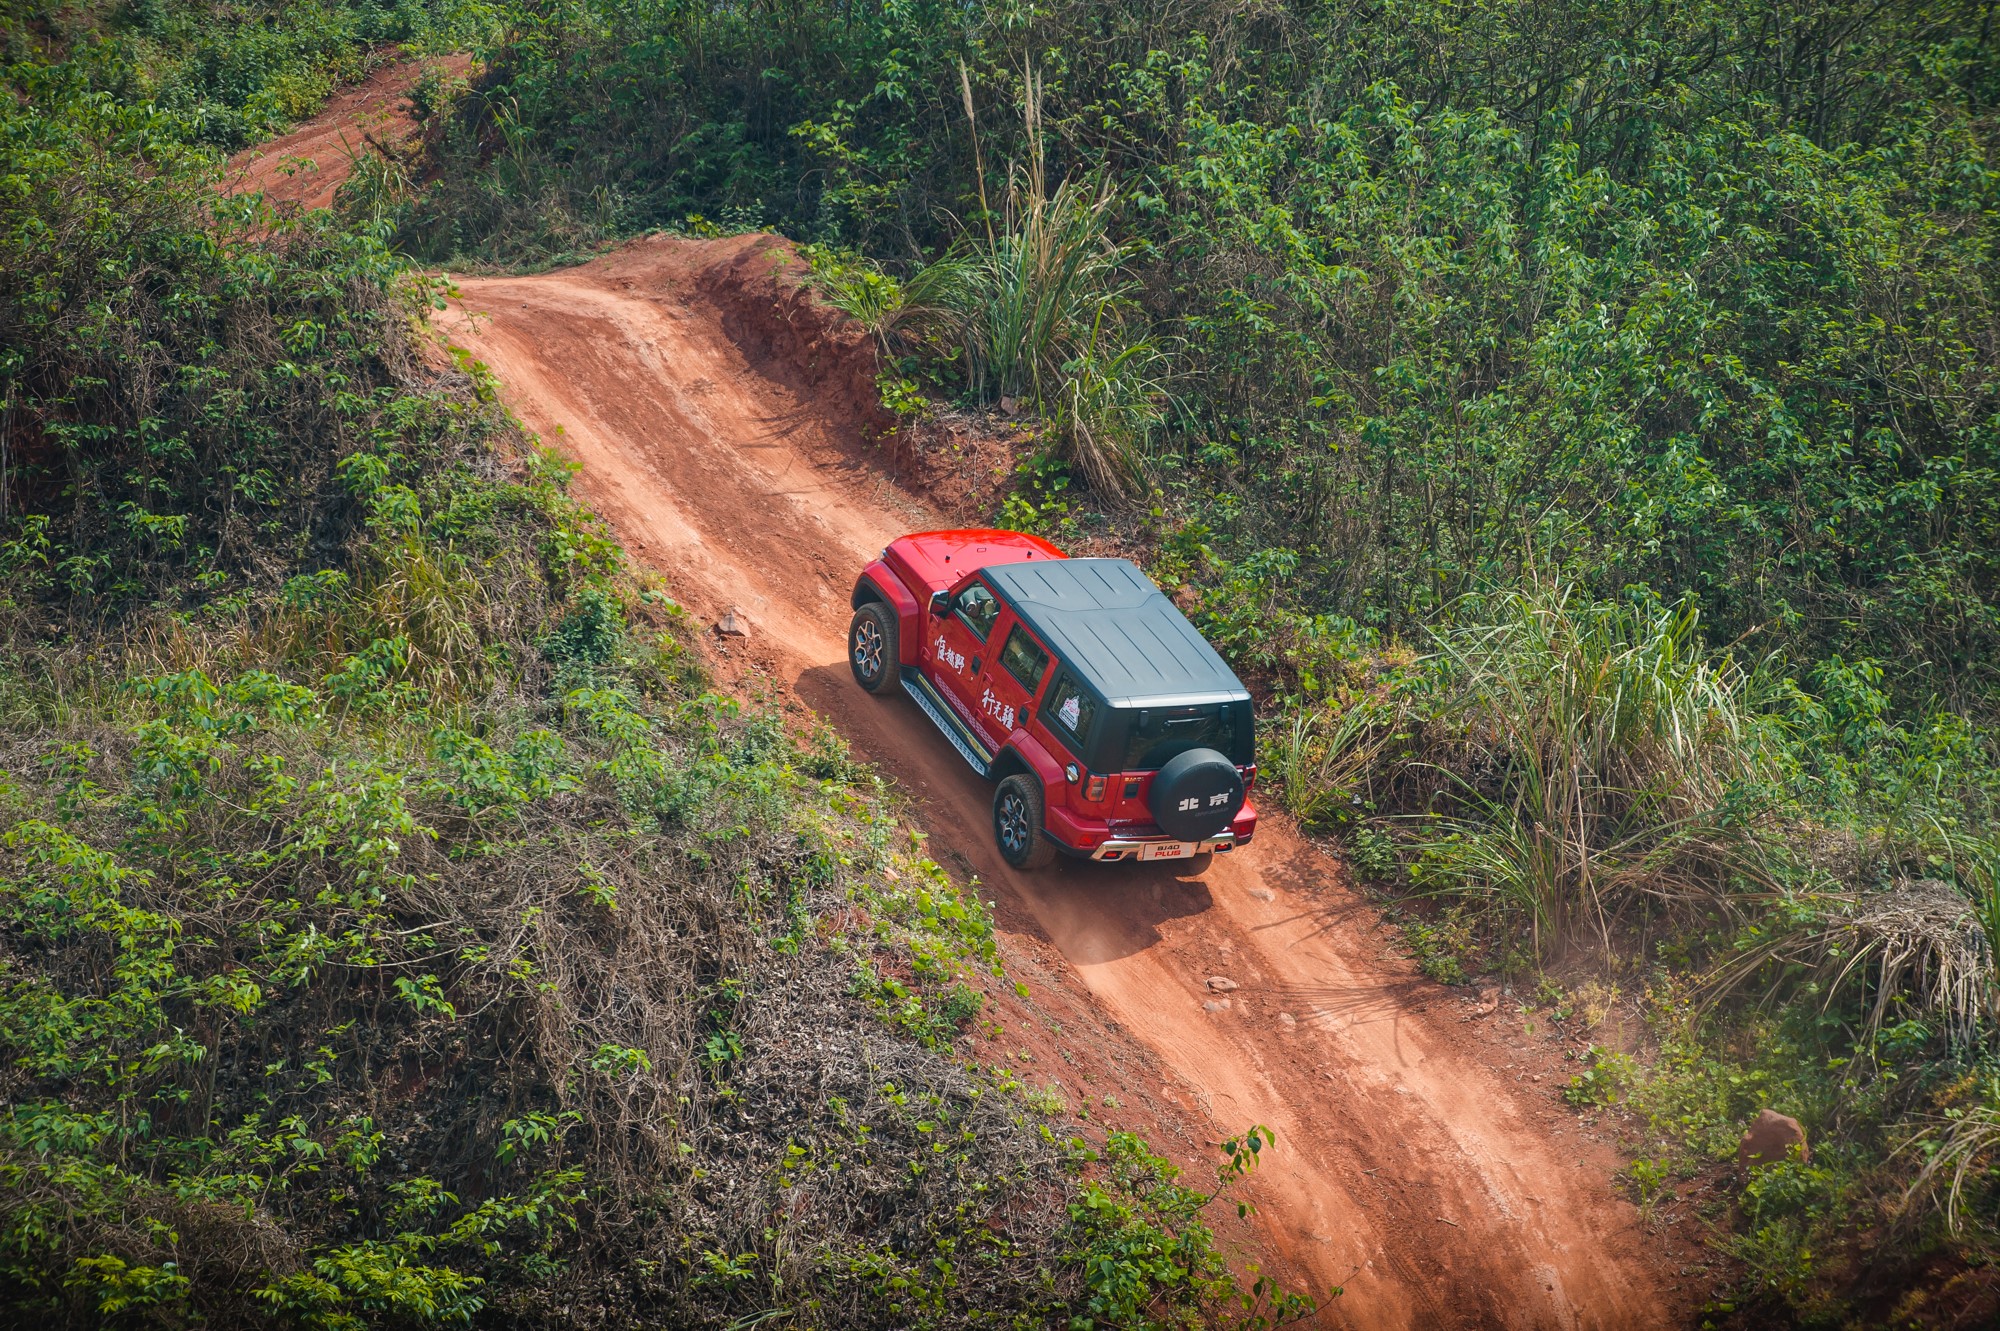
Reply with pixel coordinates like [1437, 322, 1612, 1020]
[848, 603, 900, 695]
[994, 773, 1057, 869]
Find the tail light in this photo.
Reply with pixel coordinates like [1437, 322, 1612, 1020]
[1085, 774, 1107, 802]
[1242, 766, 1257, 792]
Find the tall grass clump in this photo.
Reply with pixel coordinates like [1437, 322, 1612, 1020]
[805, 169, 1163, 498]
[1389, 586, 1775, 958]
[1298, 580, 1984, 989]
[918, 170, 1164, 498]
[804, 68, 1167, 501]
[934, 174, 1127, 403]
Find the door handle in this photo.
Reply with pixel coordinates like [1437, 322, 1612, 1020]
[971, 655, 983, 674]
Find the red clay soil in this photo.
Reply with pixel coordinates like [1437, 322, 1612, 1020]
[222, 55, 473, 214]
[417, 232, 1707, 1329]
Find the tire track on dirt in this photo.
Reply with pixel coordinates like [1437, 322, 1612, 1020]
[430, 233, 1683, 1330]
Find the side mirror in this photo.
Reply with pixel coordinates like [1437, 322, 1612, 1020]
[928, 590, 951, 617]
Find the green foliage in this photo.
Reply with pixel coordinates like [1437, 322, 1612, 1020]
[804, 245, 910, 355]
[1562, 1046, 1638, 1108]
[1270, 698, 1396, 834]
[1065, 1126, 1320, 1330]
[1346, 827, 1399, 881]
[1626, 1156, 1672, 1211]
[1067, 1133, 1224, 1328]
[1734, 1158, 1841, 1306]
[0, 16, 1291, 1327]
[0, 86, 430, 612]
[541, 586, 625, 666]
[911, 174, 1160, 496]
[257, 1237, 487, 1329]
[0, 2, 491, 151]
[1399, 908, 1472, 986]
[394, 0, 2000, 707]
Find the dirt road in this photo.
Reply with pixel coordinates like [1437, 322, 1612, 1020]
[224, 56, 472, 213]
[426, 233, 1687, 1329]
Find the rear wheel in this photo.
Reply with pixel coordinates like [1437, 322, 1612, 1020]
[848, 603, 900, 695]
[994, 774, 1058, 869]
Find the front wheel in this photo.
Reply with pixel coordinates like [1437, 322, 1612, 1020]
[848, 603, 901, 695]
[994, 774, 1058, 869]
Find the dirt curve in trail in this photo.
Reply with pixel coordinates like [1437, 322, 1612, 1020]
[224, 56, 474, 213]
[419, 233, 1686, 1329]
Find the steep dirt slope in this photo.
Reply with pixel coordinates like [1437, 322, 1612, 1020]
[223, 56, 472, 213]
[422, 232, 1692, 1330]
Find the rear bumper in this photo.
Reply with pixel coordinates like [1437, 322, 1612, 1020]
[1047, 802, 1258, 862]
[1088, 832, 1242, 862]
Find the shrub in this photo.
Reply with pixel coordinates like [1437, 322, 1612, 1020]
[905, 171, 1163, 499]
[1563, 1047, 1639, 1108]
[0, 87, 420, 612]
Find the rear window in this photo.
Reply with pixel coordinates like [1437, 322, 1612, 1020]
[1041, 673, 1098, 753]
[1113, 702, 1252, 770]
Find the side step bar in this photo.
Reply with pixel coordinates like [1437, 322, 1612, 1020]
[900, 668, 993, 778]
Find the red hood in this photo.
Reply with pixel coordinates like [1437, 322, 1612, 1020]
[883, 529, 1066, 595]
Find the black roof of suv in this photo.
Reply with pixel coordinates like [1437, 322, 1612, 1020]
[981, 558, 1250, 707]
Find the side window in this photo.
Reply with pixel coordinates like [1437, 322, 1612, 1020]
[1042, 673, 1097, 751]
[999, 626, 1048, 692]
[953, 582, 1000, 640]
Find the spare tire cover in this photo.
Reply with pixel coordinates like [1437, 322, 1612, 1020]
[1147, 747, 1245, 842]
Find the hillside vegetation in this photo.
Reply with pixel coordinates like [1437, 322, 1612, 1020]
[0, 5, 1303, 1328]
[364, 1, 2000, 1322]
[7, 0, 2000, 1325]
[398, 0, 1999, 699]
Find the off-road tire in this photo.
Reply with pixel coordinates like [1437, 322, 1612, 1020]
[848, 603, 901, 695]
[1147, 746, 1245, 841]
[994, 774, 1058, 869]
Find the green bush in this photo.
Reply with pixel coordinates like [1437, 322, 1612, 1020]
[1562, 1046, 1638, 1108]
[1065, 1127, 1320, 1330]
[0, 88, 419, 610]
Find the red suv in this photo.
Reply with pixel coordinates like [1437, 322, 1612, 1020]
[847, 530, 1257, 869]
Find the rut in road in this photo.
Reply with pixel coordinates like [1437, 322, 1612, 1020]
[433, 233, 1684, 1330]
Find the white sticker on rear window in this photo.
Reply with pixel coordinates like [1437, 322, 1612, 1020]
[1059, 695, 1080, 729]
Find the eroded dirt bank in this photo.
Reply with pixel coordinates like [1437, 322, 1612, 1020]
[424, 232, 1692, 1330]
